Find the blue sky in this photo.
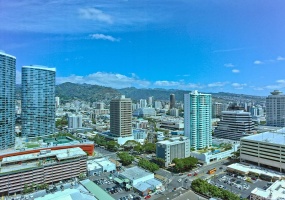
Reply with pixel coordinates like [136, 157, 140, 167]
[1, 0, 285, 95]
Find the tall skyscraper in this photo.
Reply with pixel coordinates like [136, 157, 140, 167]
[266, 90, 285, 127]
[110, 95, 132, 137]
[212, 102, 222, 118]
[55, 96, 60, 108]
[184, 90, 212, 150]
[139, 99, 147, 108]
[68, 115, 83, 129]
[0, 52, 16, 149]
[214, 111, 255, 140]
[21, 66, 56, 137]
[170, 94, 175, 109]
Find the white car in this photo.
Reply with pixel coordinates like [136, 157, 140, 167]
[178, 179, 182, 183]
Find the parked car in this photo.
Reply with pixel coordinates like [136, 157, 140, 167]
[144, 195, 151, 199]
[178, 179, 182, 183]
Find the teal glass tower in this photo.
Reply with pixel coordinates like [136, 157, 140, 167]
[184, 90, 212, 150]
[21, 66, 56, 137]
[0, 52, 16, 149]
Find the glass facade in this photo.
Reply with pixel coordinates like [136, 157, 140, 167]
[21, 66, 56, 137]
[0, 52, 16, 149]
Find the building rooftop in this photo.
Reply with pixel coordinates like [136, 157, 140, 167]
[34, 188, 96, 200]
[22, 65, 56, 72]
[0, 147, 86, 174]
[157, 136, 189, 145]
[251, 180, 285, 200]
[0, 51, 16, 59]
[120, 166, 153, 180]
[81, 179, 115, 200]
[242, 132, 285, 146]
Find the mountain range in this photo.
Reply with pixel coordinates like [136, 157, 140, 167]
[16, 82, 266, 104]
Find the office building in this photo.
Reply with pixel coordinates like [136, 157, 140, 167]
[21, 66, 56, 137]
[68, 115, 83, 129]
[170, 94, 175, 109]
[110, 95, 132, 137]
[0, 147, 87, 194]
[214, 111, 255, 140]
[266, 90, 285, 127]
[156, 136, 190, 167]
[184, 90, 212, 150]
[212, 102, 223, 118]
[240, 132, 285, 173]
[0, 52, 16, 150]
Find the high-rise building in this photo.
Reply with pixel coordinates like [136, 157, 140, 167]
[148, 96, 153, 107]
[110, 95, 132, 137]
[0, 52, 16, 149]
[170, 94, 175, 109]
[266, 90, 285, 127]
[55, 96, 60, 108]
[21, 66, 56, 137]
[139, 99, 147, 108]
[154, 101, 162, 109]
[68, 115, 83, 129]
[212, 102, 223, 118]
[214, 111, 255, 140]
[184, 90, 212, 150]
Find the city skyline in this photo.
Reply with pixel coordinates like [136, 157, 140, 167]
[1, 1, 285, 95]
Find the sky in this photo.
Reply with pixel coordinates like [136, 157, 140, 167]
[1, 0, 285, 96]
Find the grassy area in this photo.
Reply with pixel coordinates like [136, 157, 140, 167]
[26, 143, 40, 148]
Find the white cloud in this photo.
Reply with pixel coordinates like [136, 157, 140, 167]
[232, 83, 247, 89]
[89, 34, 119, 42]
[277, 56, 285, 61]
[78, 8, 112, 24]
[208, 82, 228, 87]
[232, 69, 240, 73]
[57, 72, 150, 88]
[224, 63, 234, 68]
[254, 60, 263, 65]
[154, 81, 180, 87]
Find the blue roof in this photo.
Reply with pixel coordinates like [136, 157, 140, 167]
[133, 182, 152, 192]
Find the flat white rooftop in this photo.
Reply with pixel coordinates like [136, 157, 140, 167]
[227, 163, 284, 178]
[157, 136, 189, 145]
[120, 166, 153, 180]
[251, 180, 285, 200]
[34, 188, 96, 200]
[23, 65, 56, 72]
[242, 132, 285, 146]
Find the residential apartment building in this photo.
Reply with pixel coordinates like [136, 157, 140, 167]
[214, 111, 255, 140]
[0, 52, 16, 150]
[110, 95, 132, 137]
[68, 114, 83, 129]
[240, 132, 285, 173]
[184, 90, 212, 150]
[0, 147, 87, 194]
[212, 102, 223, 118]
[21, 66, 56, 137]
[266, 90, 285, 127]
[156, 136, 190, 167]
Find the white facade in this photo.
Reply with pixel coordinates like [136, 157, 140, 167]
[250, 180, 285, 200]
[266, 90, 285, 127]
[120, 166, 154, 186]
[155, 101, 162, 109]
[68, 115, 83, 129]
[170, 108, 179, 117]
[156, 136, 190, 167]
[140, 99, 147, 108]
[55, 97, 60, 108]
[184, 90, 212, 150]
[240, 132, 285, 173]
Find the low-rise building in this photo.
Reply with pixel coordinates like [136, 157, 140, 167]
[0, 147, 87, 194]
[133, 129, 147, 140]
[240, 132, 285, 173]
[119, 166, 154, 186]
[156, 136, 190, 167]
[87, 158, 116, 176]
[250, 180, 285, 200]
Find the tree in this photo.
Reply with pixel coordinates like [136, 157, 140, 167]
[142, 143, 156, 153]
[138, 158, 159, 172]
[172, 156, 198, 172]
[106, 141, 119, 151]
[153, 158, 165, 168]
[117, 152, 134, 166]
